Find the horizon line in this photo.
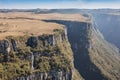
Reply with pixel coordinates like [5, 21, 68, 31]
[0, 8, 120, 9]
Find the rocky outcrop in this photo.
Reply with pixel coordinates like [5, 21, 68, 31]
[38, 35, 56, 46]
[0, 40, 10, 54]
[0, 40, 10, 62]
[0, 28, 75, 80]
[0, 39, 18, 54]
[11, 39, 18, 52]
[13, 70, 72, 80]
[31, 52, 34, 70]
[26, 37, 38, 48]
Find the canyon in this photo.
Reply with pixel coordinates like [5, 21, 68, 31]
[0, 10, 120, 80]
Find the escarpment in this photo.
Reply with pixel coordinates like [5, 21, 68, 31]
[92, 13, 120, 50]
[44, 20, 120, 80]
[0, 12, 120, 80]
[0, 28, 79, 80]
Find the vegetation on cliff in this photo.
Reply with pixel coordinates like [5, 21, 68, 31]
[46, 20, 120, 80]
[0, 29, 72, 80]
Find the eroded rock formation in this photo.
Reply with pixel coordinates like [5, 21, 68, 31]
[0, 28, 76, 80]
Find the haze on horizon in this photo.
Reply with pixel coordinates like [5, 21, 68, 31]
[0, 0, 120, 9]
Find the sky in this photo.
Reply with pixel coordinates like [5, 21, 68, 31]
[0, 0, 120, 9]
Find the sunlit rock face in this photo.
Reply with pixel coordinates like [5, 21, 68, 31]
[13, 70, 73, 80]
[0, 40, 10, 54]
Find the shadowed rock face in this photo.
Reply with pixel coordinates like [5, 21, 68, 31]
[27, 37, 38, 48]
[93, 13, 120, 50]
[44, 20, 108, 80]
[11, 39, 18, 52]
[44, 19, 120, 80]
[38, 35, 56, 46]
[66, 22, 105, 80]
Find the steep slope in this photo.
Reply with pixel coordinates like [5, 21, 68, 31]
[92, 13, 120, 50]
[0, 28, 84, 80]
[44, 20, 120, 80]
[0, 13, 84, 80]
[1, 11, 120, 80]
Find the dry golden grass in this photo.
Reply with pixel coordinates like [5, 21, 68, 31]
[0, 19, 63, 39]
[0, 12, 88, 39]
[0, 12, 88, 22]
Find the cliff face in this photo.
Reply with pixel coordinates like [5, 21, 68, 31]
[1, 17, 120, 80]
[44, 20, 120, 80]
[92, 13, 120, 50]
[0, 28, 76, 80]
[13, 71, 72, 80]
